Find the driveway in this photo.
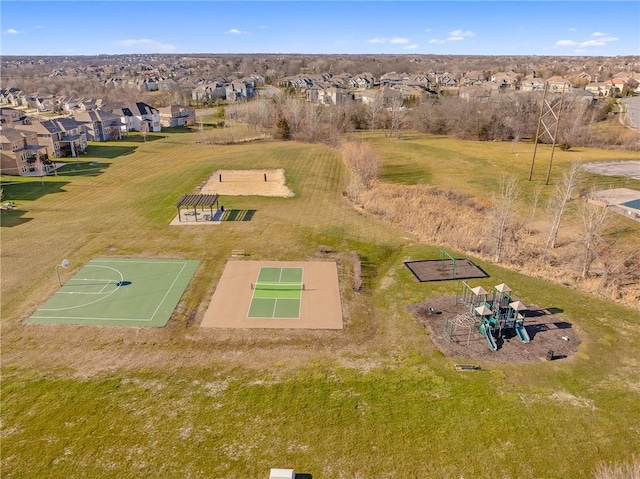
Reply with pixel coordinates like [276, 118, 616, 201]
[620, 96, 640, 129]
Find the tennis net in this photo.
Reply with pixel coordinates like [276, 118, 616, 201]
[251, 282, 305, 291]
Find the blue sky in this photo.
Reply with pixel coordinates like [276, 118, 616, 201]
[1, 1, 638, 56]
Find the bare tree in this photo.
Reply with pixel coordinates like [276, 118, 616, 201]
[544, 161, 582, 256]
[140, 121, 149, 141]
[35, 155, 46, 185]
[385, 96, 406, 138]
[342, 142, 380, 200]
[577, 200, 609, 278]
[367, 91, 384, 131]
[491, 174, 520, 262]
[528, 182, 545, 233]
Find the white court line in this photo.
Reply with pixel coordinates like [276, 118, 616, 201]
[148, 262, 187, 321]
[30, 315, 154, 321]
[34, 261, 191, 322]
[39, 265, 123, 311]
[91, 259, 190, 265]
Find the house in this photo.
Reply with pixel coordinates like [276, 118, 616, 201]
[348, 73, 375, 89]
[437, 73, 458, 89]
[546, 76, 571, 91]
[15, 118, 87, 158]
[604, 78, 627, 95]
[585, 82, 610, 97]
[72, 109, 126, 141]
[315, 87, 354, 106]
[463, 71, 486, 87]
[158, 105, 195, 127]
[0, 127, 49, 176]
[361, 87, 403, 107]
[225, 80, 255, 102]
[520, 75, 546, 92]
[0, 88, 22, 105]
[491, 71, 519, 89]
[379, 72, 409, 87]
[0, 107, 28, 125]
[191, 82, 226, 103]
[109, 102, 161, 132]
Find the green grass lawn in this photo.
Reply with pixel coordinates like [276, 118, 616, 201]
[1, 129, 639, 478]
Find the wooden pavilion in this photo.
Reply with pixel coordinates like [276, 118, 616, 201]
[175, 194, 220, 222]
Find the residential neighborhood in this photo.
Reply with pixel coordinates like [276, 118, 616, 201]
[1, 53, 639, 176]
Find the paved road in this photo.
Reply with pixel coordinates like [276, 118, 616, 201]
[620, 96, 640, 129]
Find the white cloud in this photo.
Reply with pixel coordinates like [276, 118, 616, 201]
[4, 28, 23, 35]
[116, 39, 177, 53]
[580, 40, 606, 48]
[591, 31, 607, 37]
[424, 29, 432, 33]
[226, 28, 244, 35]
[369, 37, 387, 44]
[447, 36, 464, 41]
[556, 40, 578, 46]
[405, 44, 419, 50]
[599, 36, 619, 43]
[568, 27, 577, 32]
[449, 29, 475, 38]
[429, 39, 446, 45]
[390, 37, 410, 44]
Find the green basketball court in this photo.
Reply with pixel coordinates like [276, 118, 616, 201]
[27, 258, 200, 327]
[247, 267, 303, 319]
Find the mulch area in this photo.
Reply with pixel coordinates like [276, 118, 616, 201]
[408, 295, 581, 363]
[405, 259, 489, 282]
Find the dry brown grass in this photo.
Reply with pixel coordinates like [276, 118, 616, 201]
[353, 180, 640, 309]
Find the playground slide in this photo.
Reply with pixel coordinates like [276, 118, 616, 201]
[515, 324, 530, 343]
[484, 328, 498, 351]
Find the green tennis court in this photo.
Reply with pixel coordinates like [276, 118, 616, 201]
[247, 267, 303, 319]
[26, 258, 200, 327]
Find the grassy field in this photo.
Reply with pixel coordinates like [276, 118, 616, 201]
[1, 128, 639, 478]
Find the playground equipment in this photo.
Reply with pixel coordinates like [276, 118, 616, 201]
[458, 282, 531, 351]
[444, 312, 476, 345]
[440, 249, 457, 279]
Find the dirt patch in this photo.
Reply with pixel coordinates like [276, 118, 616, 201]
[200, 169, 294, 197]
[408, 295, 581, 363]
[405, 259, 489, 282]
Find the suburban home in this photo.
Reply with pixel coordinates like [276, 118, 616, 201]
[225, 80, 255, 102]
[191, 82, 226, 103]
[158, 105, 196, 127]
[110, 102, 161, 132]
[361, 87, 403, 107]
[15, 118, 87, 158]
[585, 82, 611, 97]
[569, 89, 597, 104]
[437, 73, 458, 89]
[72, 109, 126, 141]
[604, 78, 627, 95]
[315, 87, 355, 106]
[491, 71, 519, 89]
[463, 71, 486, 87]
[520, 75, 546, 92]
[0, 127, 49, 176]
[0, 88, 22, 105]
[546, 76, 572, 91]
[137, 77, 159, 92]
[0, 107, 28, 125]
[379, 72, 409, 87]
[348, 73, 375, 89]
